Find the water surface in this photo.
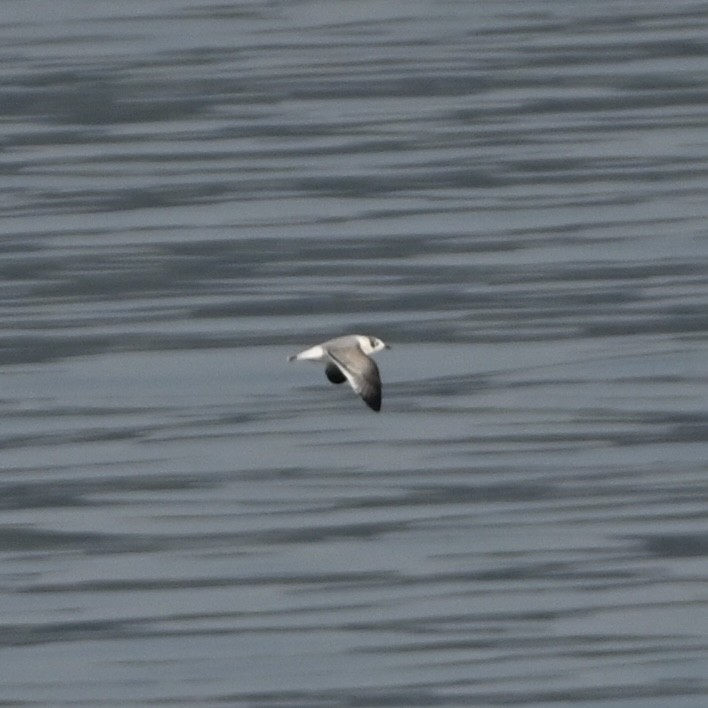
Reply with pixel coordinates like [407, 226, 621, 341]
[2, 1, 708, 705]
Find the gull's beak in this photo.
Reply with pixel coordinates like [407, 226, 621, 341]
[384, 343, 391, 349]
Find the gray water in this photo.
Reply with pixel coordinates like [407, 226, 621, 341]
[2, 1, 708, 706]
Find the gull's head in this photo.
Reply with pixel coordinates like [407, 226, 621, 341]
[358, 335, 390, 355]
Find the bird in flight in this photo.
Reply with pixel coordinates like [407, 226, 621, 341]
[287, 334, 390, 411]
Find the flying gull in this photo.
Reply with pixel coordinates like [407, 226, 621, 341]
[287, 335, 390, 411]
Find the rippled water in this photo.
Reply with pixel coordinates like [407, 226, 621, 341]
[2, 1, 708, 706]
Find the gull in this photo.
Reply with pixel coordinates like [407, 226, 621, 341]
[287, 335, 390, 411]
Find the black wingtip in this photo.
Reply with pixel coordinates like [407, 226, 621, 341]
[363, 393, 382, 412]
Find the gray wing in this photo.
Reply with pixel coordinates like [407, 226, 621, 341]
[326, 346, 382, 412]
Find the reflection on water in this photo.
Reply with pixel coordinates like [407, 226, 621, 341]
[2, 0, 708, 705]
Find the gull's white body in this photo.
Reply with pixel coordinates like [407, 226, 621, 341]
[288, 335, 390, 411]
